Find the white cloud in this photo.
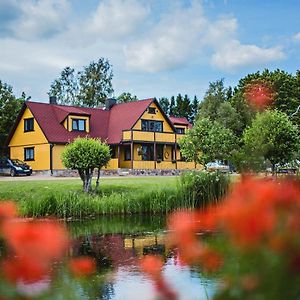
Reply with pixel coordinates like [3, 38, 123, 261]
[86, 0, 149, 39]
[10, 0, 70, 40]
[124, 1, 207, 72]
[211, 40, 285, 70]
[293, 32, 300, 42]
[124, 0, 285, 72]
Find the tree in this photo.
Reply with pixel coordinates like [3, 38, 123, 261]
[61, 137, 111, 193]
[198, 79, 227, 121]
[48, 67, 78, 105]
[178, 118, 237, 166]
[49, 58, 114, 107]
[241, 110, 300, 173]
[216, 102, 242, 135]
[0, 80, 25, 155]
[190, 95, 199, 124]
[117, 92, 138, 103]
[169, 96, 176, 116]
[158, 97, 170, 115]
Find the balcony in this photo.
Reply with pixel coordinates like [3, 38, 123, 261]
[122, 130, 176, 143]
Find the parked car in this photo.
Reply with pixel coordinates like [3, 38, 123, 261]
[0, 158, 32, 176]
[206, 161, 230, 173]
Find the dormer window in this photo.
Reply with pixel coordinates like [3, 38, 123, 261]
[176, 127, 185, 134]
[24, 118, 34, 132]
[72, 119, 86, 131]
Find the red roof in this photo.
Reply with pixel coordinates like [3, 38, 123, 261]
[23, 99, 155, 144]
[169, 116, 192, 128]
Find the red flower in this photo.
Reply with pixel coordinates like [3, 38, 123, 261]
[2, 256, 49, 284]
[140, 255, 163, 279]
[244, 81, 273, 108]
[0, 201, 18, 220]
[69, 257, 96, 277]
[199, 247, 223, 272]
[2, 220, 69, 262]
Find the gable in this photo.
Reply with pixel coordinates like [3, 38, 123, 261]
[133, 101, 175, 133]
[9, 107, 48, 146]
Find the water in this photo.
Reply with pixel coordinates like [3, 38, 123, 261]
[67, 215, 218, 300]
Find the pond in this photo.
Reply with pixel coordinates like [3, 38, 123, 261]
[67, 215, 218, 300]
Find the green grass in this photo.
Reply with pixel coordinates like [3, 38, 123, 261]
[0, 173, 229, 218]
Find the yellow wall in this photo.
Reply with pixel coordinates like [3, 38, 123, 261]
[52, 145, 66, 169]
[133, 102, 174, 132]
[104, 158, 118, 170]
[10, 144, 50, 170]
[9, 107, 51, 170]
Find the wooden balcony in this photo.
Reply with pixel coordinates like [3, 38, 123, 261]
[122, 130, 176, 143]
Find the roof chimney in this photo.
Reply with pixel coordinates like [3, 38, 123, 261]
[49, 96, 57, 105]
[105, 98, 116, 110]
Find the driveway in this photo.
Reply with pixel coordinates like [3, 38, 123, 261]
[0, 175, 80, 181]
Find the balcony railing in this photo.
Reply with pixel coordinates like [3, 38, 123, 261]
[122, 130, 177, 143]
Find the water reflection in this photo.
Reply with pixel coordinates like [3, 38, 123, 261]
[68, 215, 217, 300]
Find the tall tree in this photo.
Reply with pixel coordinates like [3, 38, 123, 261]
[158, 97, 170, 115]
[48, 67, 78, 105]
[190, 95, 199, 124]
[117, 92, 138, 103]
[241, 110, 300, 173]
[169, 96, 176, 116]
[77, 58, 114, 107]
[0, 81, 25, 155]
[198, 79, 227, 121]
[48, 58, 114, 107]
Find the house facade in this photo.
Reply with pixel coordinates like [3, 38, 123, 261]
[7, 98, 198, 173]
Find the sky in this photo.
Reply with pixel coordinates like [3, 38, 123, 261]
[0, 0, 299, 102]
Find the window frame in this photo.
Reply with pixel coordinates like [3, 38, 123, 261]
[141, 120, 163, 132]
[176, 127, 185, 134]
[24, 118, 34, 132]
[72, 118, 86, 132]
[24, 147, 34, 161]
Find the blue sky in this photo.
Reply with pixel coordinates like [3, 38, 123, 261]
[0, 0, 299, 102]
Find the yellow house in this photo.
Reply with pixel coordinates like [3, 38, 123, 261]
[7, 98, 197, 174]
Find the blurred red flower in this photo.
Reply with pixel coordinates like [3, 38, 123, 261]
[2, 220, 69, 262]
[0, 201, 18, 220]
[244, 81, 274, 108]
[69, 257, 96, 277]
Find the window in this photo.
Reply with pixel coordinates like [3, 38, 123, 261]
[156, 145, 164, 161]
[124, 146, 131, 161]
[24, 147, 34, 161]
[176, 127, 185, 134]
[142, 144, 154, 161]
[148, 107, 156, 114]
[72, 119, 86, 131]
[141, 120, 163, 132]
[24, 118, 34, 132]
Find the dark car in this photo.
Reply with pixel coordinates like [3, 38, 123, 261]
[0, 158, 32, 176]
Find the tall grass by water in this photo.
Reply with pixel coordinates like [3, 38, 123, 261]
[0, 173, 230, 218]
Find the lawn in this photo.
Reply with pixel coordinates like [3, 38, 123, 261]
[0, 176, 179, 218]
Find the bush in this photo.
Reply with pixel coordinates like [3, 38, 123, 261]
[178, 171, 230, 209]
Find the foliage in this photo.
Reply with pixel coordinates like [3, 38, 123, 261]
[61, 137, 111, 192]
[241, 110, 300, 172]
[178, 171, 230, 208]
[117, 92, 138, 103]
[49, 58, 113, 107]
[158, 177, 300, 300]
[197, 79, 228, 121]
[179, 118, 237, 165]
[0, 201, 97, 299]
[157, 94, 198, 123]
[0, 80, 26, 155]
